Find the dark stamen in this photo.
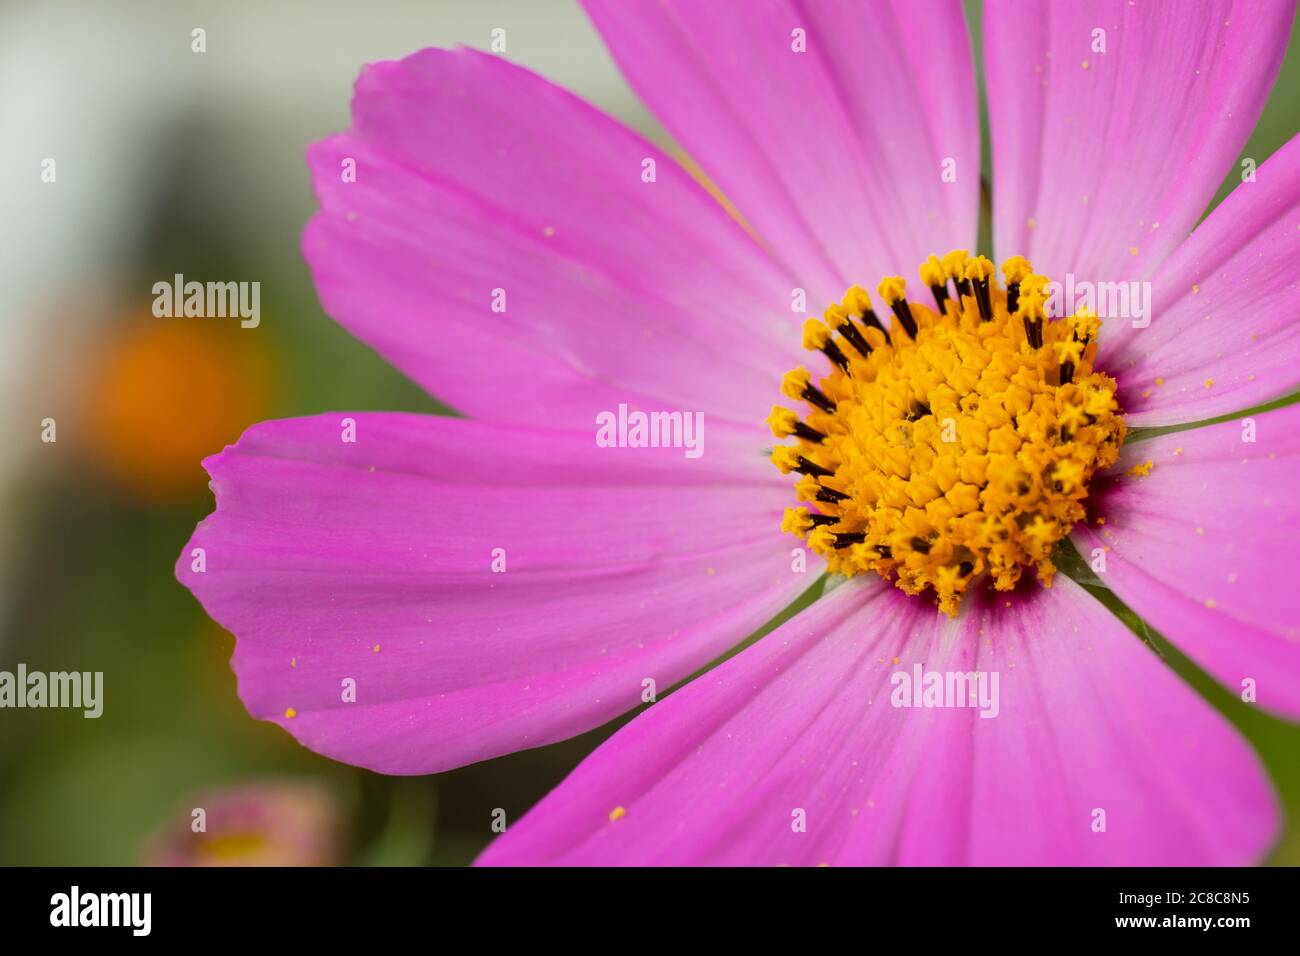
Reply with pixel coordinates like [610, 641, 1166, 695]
[1023, 316, 1043, 349]
[837, 319, 874, 357]
[795, 455, 834, 478]
[801, 383, 836, 414]
[859, 308, 890, 341]
[1059, 361, 1075, 385]
[816, 486, 849, 503]
[821, 339, 850, 372]
[972, 276, 993, 321]
[1006, 281, 1021, 314]
[958, 561, 974, 577]
[792, 422, 827, 443]
[930, 283, 950, 314]
[910, 537, 932, 554]
[888, 298, 919, 339]
[833, 532, 866, 549]
[808, 513, 838, 528]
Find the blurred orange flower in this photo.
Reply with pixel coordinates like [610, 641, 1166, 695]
[80, 312, 272, 502]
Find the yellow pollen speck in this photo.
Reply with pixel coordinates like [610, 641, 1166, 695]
[770, 255, 1126, 616]
[1128, 246, 1139, 256]
[1204, 379, 1214, 389]
[284, 707, 297, 719]
[290, 657, 297, 668]
[609, 806, 627, 822]
[1001, 256, 1031, 284]
[1191, 284, 1200, 294]
[1081, 59, 1090, 69]
[1196, 527, 1205, 536]
[892, 656, 901, 665]
[1205, 598, 1217, 609]
[1156, 377, 1164, 385]
[1174, 447, 1184, 456]
[919, 255, 945, 287]
[542, 225, 556, 237]
[373, 644, 381, 653]
[1127, 460, 1154, 478]
[940, 249, 969, 280]
[877, 276, 908, 304]
[706, 567, 716, 576]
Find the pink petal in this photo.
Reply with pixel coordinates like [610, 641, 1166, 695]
[1104, 133, 1300, 426]
[479, 575, 1276, 865]
[583, 0, 980, 305]
[1074, 404, 1300, 719]
[986, 0, 1292, 286]
[176, 413, 813, 774]
[304, 47, 799, 431]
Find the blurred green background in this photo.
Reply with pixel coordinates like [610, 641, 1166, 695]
[1, 0, 1297, 865]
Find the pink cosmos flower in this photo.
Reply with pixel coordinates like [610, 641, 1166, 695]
[177, 0, 1300, 865]
[143, 781, 342, 867]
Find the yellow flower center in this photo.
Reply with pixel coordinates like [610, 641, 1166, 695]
[769, 252, 1126, 616]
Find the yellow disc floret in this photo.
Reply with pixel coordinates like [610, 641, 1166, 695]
[770, 253, 1126, 616]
